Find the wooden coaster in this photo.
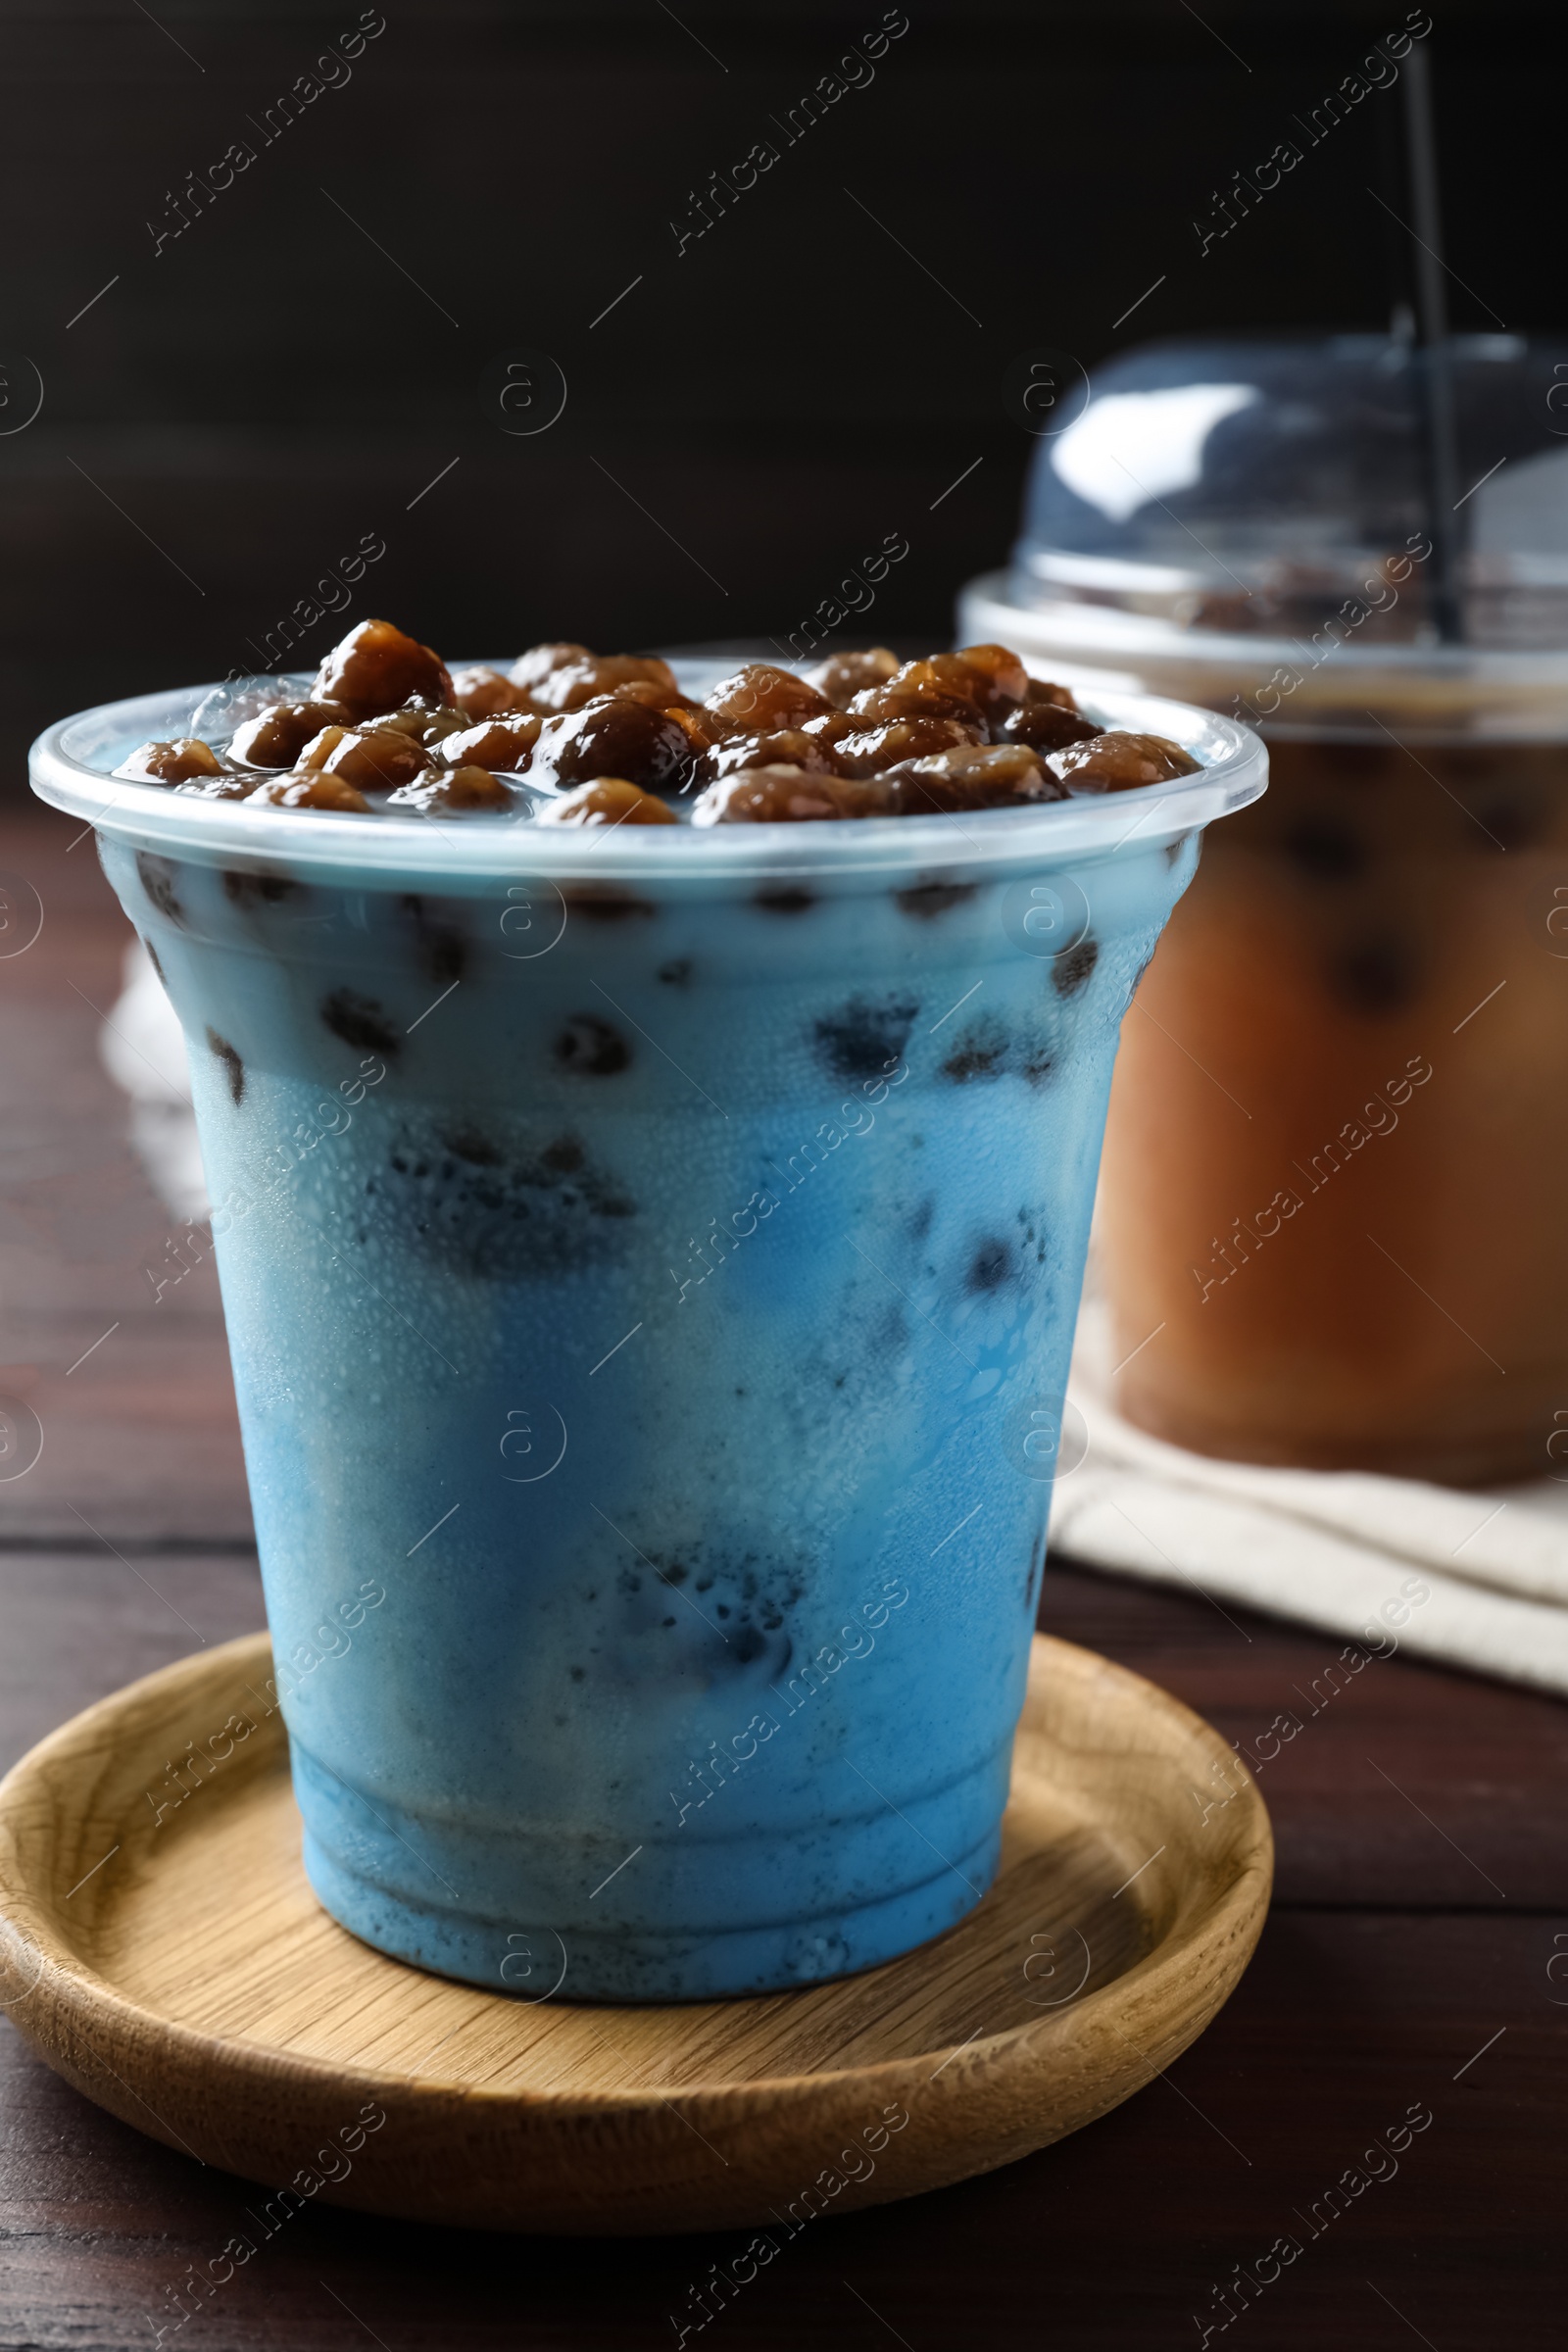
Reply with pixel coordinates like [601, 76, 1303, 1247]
[0, 1631, 1270, 2235]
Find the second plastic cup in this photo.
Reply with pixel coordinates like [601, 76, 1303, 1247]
[32, 674, 1263, 1998]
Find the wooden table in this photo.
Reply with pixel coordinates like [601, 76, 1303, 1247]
[2, 810, 1563, 2349]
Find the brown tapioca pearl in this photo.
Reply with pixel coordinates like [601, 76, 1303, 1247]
[229, 702, 352, 768]
[803, 647, 900, 709]
[756, 889, 816, 914]
[847, 660, 985, 731]
[798, 710, 861, 749]
[1048, 731, 1200, 792]
[312, 618, 454, 719]
[387, 764, 515, 814]
[315, 728, 431, 792]
[895, 879, 979, 920]
[247, 772, 373, 812]
[610, 679, 701, 712]
[881, 743, 1063, 814]
[206, 1028, 245, 1106]
[1023, 677, 1082, 710]
[949, 643, 1030, 715]
[451, 664, 536, 720]
[136, 852, 182, 921]
[511, 641, 594, 692]
[435, 714, 542, 772]
[662, 703, 724, 760]
[561, 886, 658, 919]
[555, 1013, 630, 1075]
[1053, 938, 1099, 997]
[530, 698, 694, 797]
[321, 989, 400, 1054]
[368, 701, 470, 746]
[115, 737, 224, 784]
[698, 728, 845, 786]
[703, 663, 835, 735]
[175, 773, 263, 802]
[692, 766, 895, 825]
[536, 778, 677, 827]
[528, 654, 681, 713]
[833, 715, 979, 775]
[296, 725, 347, 769]
[997, 701, 1102, 754]
[220, 867, 300, 906]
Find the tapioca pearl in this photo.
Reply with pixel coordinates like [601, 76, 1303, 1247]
[536, 778, 677, 826]
[941, 1022, 1008, 1082]
[1049, 731, 1199, 792]
[246, 773, 372, 812]
[997, 701, 1102, 754]
[833, 716, 977, 777]
[554, 1014, 630, 1076]
[442, 1127, 501, 1166]
[220, 868, 301, 908]
[434, 715, 541, 772]
[318, 728, 430, 791]
[527, 654, 680, 713]
[895, 879, 978, 920]
[115, 737, 223, 785]
[206, 1029, 244, 1106]
[396, 896, 466, 985]
[561, 886, 658, 921]
[508, 641, 592, 695]
[1052, 938, 1099, 997]
[698, 728, 845, 786]
[451, 664, 535, 720]
[229, 702, 351, 768]
[385, 764, 515, 814]
[703, 663, 835, 735]
[966, 1238, 1013, 1294]
[813, 994, 918, 1082]
[529, 699, 694, 797]
[803, 647, 899, 709]
[321, 990, 401, 1057]
[312, 617, 454, 719]
[1327, 937, 1420, 1014]
[755, 889, 816, 914]
[135, 852, 183, 924]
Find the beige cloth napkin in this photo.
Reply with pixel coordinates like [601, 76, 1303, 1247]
[1054, 1291, 1568, 1696]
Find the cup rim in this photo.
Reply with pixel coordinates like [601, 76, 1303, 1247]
[28, 662, 1266, 883]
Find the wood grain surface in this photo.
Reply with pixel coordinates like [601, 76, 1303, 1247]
[1, 810, 1565, 2342]
[0, 1632, 1270, 2234]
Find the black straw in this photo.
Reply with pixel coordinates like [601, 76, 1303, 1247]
[1401, 42, 1464, 642]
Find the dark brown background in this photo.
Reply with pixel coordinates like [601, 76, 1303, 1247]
[4, 3, 1568, 2343]
[4, 0, 1565, 789]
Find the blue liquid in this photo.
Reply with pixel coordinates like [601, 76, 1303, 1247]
[100, 828, 1197, 1998]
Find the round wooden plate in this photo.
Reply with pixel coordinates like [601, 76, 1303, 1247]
[0, 1631, 1270, 2235]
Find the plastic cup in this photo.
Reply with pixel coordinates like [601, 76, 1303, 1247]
[31, 669, 1263, 1999]
[963, 331, 1568, 1483]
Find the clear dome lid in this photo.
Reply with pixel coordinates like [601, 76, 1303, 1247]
[962, 333, 1568, 741]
